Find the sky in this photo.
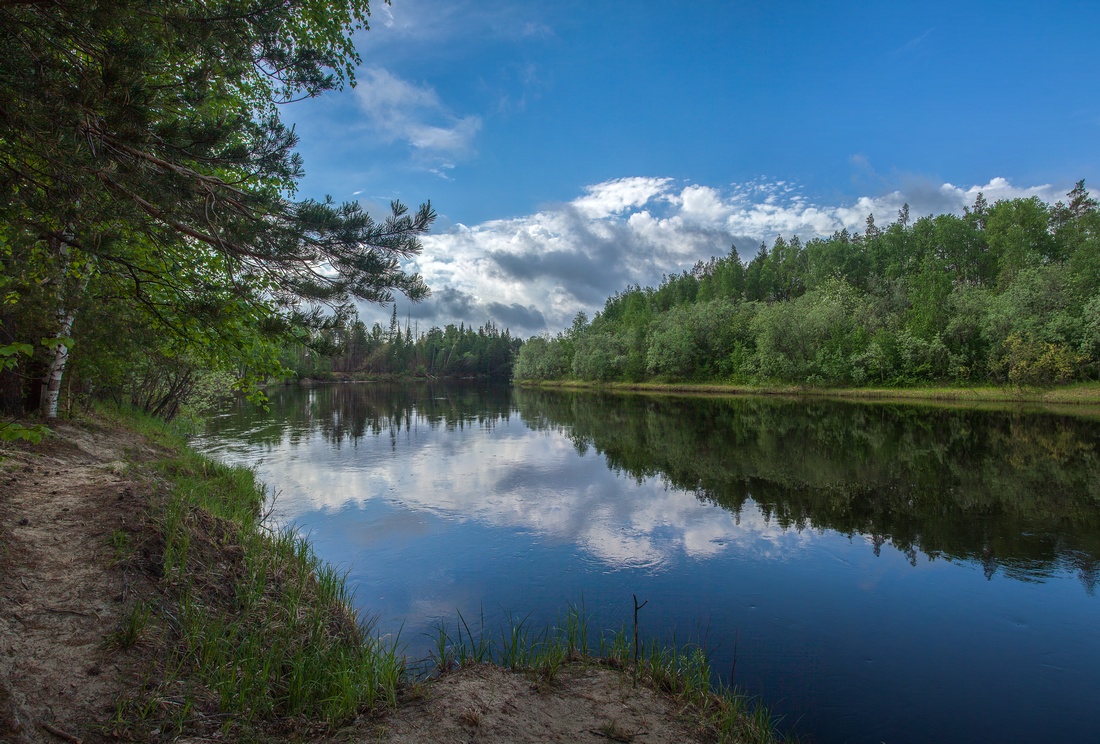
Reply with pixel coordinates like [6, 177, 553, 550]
[285, 0, 1100, 337]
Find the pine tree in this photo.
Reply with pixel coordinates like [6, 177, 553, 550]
[0, 0, 434, 416]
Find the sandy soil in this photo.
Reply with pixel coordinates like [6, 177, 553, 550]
[0, 424, 162, 743]
[1, 422, 711, 744]
[361, 662, 705, 744]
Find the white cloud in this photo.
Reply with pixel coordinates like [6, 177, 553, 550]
[369, 175, 1069, 337]
[354, 67, 481, 159]
[676, 185, 728, 223]
[571, 177, 674, 219]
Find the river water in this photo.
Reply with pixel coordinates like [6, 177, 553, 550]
[194, 382, 1100, 744]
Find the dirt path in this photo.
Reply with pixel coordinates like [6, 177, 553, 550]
[0, 424, 156, 743]
[1, 423, 715, 744]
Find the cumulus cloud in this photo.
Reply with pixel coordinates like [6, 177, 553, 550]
[354, 67, 481, 161]
[571, 176, 675, 218]
[369, 175, 1066, 338]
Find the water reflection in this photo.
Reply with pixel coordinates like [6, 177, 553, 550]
[215, 382, 514, 449]
[197, 383, 1100, 744]
[203, 384, 803, 569]
[201, 383, 1100, 591]
[513, 388, 1100, 592]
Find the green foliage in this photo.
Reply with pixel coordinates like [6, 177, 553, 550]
[0, 342, 49, 441]
[646, 299, 755, 381]
[110, 416, 407, 734]
[523, 182, 1100, 388]
[995, 332, 1081, 387]
[751, 279, 876, 384]
[0, 0, 432, 418]
[0, 421, 49, 444]
[282, 315, 522, 381]
[572, 329, 630, 381]
[0, 342, 32, 370]
[512, 335, 572, 381]
[986, 197, 1055, 284]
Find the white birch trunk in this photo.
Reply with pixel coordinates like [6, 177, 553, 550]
[40, 306, 77, 419]
[39, 237, 92, 419]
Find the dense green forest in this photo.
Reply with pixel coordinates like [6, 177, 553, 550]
[0, 1, 434, 432]
[280, 309, 522, 381]
[515, 184, 1100, 387]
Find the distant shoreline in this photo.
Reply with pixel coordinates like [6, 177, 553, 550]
[517, 379, 1100, 410]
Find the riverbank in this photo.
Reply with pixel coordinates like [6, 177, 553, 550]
[0, 409, 779, 743]
[519, 379, 1100, 410]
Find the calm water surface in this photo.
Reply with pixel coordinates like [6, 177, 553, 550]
[195, 383, 1100, 744]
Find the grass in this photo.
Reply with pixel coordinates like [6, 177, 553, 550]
[521, 379, 1100, 415]
[108, 527, 133, 565]
[106, 600, 151, 650]
[98, 405, 406, 738]
[427, 604, 783, 743]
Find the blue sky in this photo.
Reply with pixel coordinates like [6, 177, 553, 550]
[287, 0, 1100, 336]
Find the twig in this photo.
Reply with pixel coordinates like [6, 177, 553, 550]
[730, 628, 739, 686]
[589, 726, 646, 742]
[45, 607, 99, 618]
[632, 594, 647, 688]
[41, 721, 82, 743]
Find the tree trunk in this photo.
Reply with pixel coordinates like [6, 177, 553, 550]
[39, 238, 91, 419]
[40, 306, 78, 419]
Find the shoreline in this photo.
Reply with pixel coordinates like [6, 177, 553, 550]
[517, 379, 1100, 412]
[0, 409, 780, 743]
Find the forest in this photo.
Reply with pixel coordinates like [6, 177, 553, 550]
[0, 0, 440, 431]
[4, 0, 1097, 439]
[514, 184, 1100, 387]
[280, 310, 522, 382]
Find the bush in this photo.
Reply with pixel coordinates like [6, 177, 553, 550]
[995, 332, 1081, 387]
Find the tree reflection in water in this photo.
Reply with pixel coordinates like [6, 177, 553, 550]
[208, 383, 1100, 593]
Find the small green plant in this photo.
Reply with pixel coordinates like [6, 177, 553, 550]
[499, 613, 535, 670]
[108, 601, 151, 649]
[600, 625, 632, 667]
[533, 638, 567, 684]
[430, 621, 455, 673]
[108, 528, 133, 565]
[456, 608, 492, 665]
[562, 602, 590, 659]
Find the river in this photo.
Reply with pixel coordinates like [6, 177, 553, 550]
[194, 382, 1100, 744]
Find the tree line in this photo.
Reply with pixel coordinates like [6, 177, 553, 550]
[280, 308, 522, 381]
[514, 183, 1100, 387]
[1, 0, 431, 432]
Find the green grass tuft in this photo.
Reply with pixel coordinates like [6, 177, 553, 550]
[101, 404, 406, 736]
[428, 605, 782, 743]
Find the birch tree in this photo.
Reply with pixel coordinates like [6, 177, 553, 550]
[0, 0, 432, 417]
